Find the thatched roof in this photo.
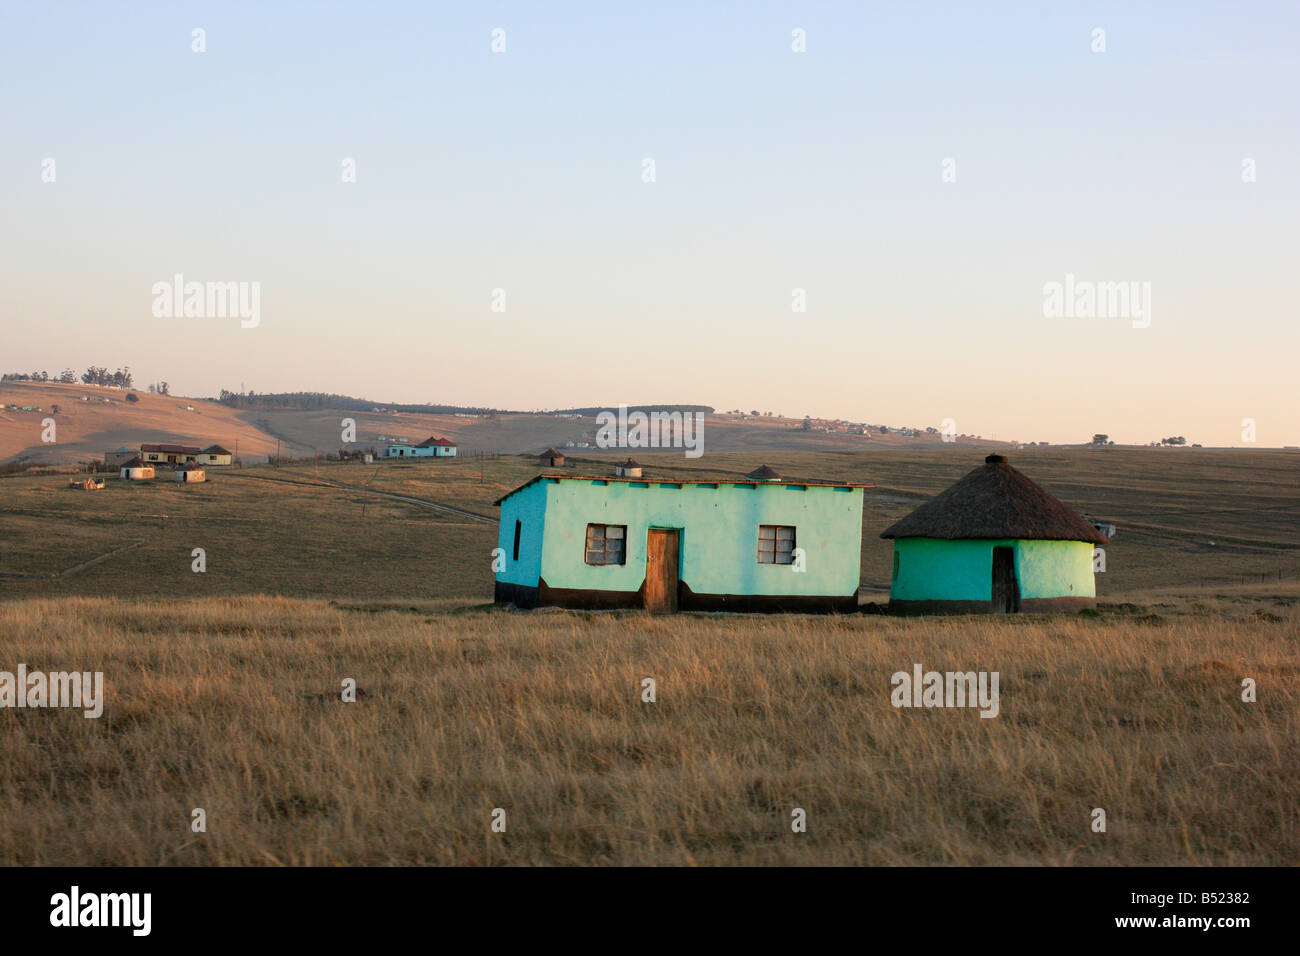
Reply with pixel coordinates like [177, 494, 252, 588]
[541, 448, 565, 458]
[880, 455, 1108, 544]
[746, 465, 782, 481]
[618, 458, 642, 468]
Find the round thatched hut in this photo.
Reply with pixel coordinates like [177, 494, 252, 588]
[175, 462, 206, 483]
[880, 454, 1108, 614]
[615, 458, 642, 478]
[119, 457, 155, 481]
[541, 448, 566, 467]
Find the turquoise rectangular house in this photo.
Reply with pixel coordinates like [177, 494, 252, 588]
[494, 466, 868, 612]
[383, 436, 457, 458]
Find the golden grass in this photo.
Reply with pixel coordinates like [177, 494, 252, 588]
[1, 593, 1295, 865]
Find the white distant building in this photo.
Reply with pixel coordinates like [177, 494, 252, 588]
[120, 458, 155, 480]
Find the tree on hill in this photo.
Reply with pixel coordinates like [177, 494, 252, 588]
[80, 366, 133, 388]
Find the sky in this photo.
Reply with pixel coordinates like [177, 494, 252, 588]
[3, 1, 1298, 446]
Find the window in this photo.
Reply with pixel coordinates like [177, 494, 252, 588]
[757, 525, 796, 564]
[585, 524, 626, 565]
[512, 520, 522, 561]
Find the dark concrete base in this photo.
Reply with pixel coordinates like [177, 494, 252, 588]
[679, 583, 857, 614]
[538, 578, 646, 610]
[495, 577, 857, 614]
[494, 580, 540, 609]
[888, 596, 1097, 615]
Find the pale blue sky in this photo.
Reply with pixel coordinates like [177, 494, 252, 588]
[3, 2, 1297, 445]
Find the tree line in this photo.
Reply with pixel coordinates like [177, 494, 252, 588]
[2, 367, 136, 388]
[215, 390, 506, 415]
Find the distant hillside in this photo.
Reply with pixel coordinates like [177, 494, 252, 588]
[0, 381, 281, 467]
[553, 404, 714, 416]
[214, 391, 510, 416]
[1, 382, 1011, 467]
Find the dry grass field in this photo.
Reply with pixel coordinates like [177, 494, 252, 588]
[0, 593, 1294, 865]
[1, 448, 1297, 865]
[4, 448, 1295, 599]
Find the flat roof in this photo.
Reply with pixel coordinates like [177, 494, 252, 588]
[493, 473, 872, 506]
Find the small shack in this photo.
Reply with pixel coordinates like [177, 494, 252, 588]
[419, 436, 457, 457]
[174, 462, 206, 483]
[541, 448, 566, 467]
[881, 454, 1108, 614]
[69, 477, 105, 490]
[198, 445, 233, 466]
[103, 447, 138, 470]
[614, 458, 642, 478]
[494, 467, 869, 613]
[120, 458, 155, 481]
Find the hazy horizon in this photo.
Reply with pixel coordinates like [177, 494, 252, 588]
[5, 2, 1298, 447]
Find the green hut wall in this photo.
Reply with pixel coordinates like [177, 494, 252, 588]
[889, 537, 1095, 612]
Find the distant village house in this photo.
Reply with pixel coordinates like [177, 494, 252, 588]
[382, 436, 457, 458]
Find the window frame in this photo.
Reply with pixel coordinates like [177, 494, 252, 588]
[757, 524, 797, 565]
[584, 523, 627, 566]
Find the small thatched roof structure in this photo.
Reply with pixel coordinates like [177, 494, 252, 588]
[746, 465, 782, 481]
[121, 457, 146, 468]
[881, 455, 1108, 544]
[619, 458, 641, 468]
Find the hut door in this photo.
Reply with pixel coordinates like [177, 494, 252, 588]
[991, 547, 1020, 613]
[645, 530, 680, 613]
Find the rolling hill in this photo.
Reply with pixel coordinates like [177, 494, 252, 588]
[1, 381, 1005, 466]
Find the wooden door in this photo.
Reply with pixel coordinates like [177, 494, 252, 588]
[991, 546, 1019, 613]
[645, 530, 680, 613]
